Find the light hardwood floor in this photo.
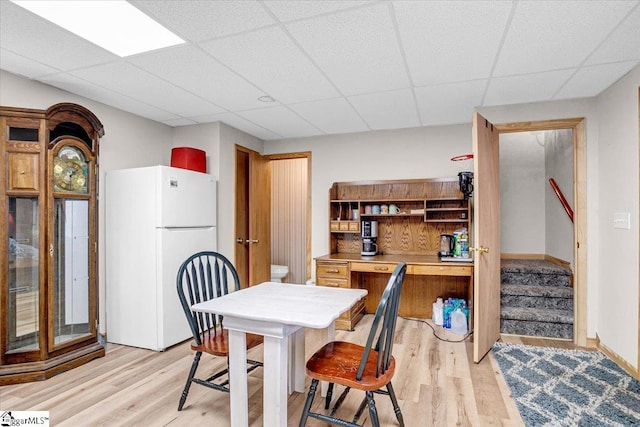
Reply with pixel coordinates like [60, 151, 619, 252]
[0, 316, 586, 426]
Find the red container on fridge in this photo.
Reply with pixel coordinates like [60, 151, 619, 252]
[171, 147, 206, 173]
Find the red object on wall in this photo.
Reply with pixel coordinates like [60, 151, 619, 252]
[171, 147, 206, 173]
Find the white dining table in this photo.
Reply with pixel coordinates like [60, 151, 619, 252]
[191, 281, 367, 427]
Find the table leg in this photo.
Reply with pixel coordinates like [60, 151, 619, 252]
[228, 330, 248, 427]
[263, 335, 288, 427]
[289, 328, 306, 393]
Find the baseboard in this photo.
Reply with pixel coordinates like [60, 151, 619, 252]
[596, 333, 639, 380]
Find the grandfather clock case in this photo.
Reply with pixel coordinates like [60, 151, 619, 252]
[0, 103, 105, 385]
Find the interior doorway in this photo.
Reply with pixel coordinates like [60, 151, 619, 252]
[266, 152, 311, 285]
[495, 118, 586, 346]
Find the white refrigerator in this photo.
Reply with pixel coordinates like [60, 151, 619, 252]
[105, 165, 217, 351]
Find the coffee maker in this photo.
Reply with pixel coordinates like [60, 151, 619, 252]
[361, 220, 378, 256]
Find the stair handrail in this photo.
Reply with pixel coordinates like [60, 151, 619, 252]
[549, 178, 573, 223]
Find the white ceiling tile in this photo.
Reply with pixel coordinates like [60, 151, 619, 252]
[264, 1, 369, 22]
[163, 118, 198, 127]
[484, 69, 576, 106]
[348, 89, 420, 130]
[286, 3, 409, 96]
[415, 80, 486, 126]
[38, 72, 180, 122]
[585, 6, 640, 65]
[200, 26, 339, 104]
[130, 0, 275, 42]
[236, 106, 322, 139]
[394, 1, 512, 86]
[192, 113, 280, 140]
[129, 45, 269, 111]
[289, 98, 369, 134]
[70, 62, 225, 117]
[0, 48, 58, 78]
[494, 0, 636, 76]
[556, 61, 640, 99]
[0, 1, 118, 71]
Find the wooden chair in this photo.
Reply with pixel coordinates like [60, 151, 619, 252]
[176, 251, 263, 411]
[299, 262, 407, 427]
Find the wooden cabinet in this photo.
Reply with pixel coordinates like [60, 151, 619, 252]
[316, 260, 364, 330]
[327, 178, 470, 255]
[318, 179, 474, 330]
[0, 103, 105, 385]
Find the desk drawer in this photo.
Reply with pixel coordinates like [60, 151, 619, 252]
[412, 264, 473, 276]
[317, 277, 349, 289]
[350, 262, 397, 274]
[317, 262, 348, 278]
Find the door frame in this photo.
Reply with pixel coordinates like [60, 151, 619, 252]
[495, 118, 586, 347]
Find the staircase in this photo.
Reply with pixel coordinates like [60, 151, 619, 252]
[500, 259, 574, 339]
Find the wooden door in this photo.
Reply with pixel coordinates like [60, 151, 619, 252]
[472, 112, 501, 363]
[234, 147, 271, 287]
[249, 151, 271, 285]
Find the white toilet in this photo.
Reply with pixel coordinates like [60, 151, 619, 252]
[271, 264, 289, 282]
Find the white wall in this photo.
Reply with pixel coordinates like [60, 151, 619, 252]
[595, 66, 639, 369]
[500, 132, 546, 254]
[263, 124, 473, 264]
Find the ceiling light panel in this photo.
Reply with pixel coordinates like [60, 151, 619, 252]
[10, 0, 184, 57]
[131, 0, 275, 42]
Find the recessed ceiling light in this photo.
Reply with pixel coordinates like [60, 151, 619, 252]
[10, 0, 185, 57]
[258, 95, 276, 103]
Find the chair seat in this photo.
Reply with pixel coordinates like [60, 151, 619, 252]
[306, 341, 396, 391]
[191, 329, 263, 356]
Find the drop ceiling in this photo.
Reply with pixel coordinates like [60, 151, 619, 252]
[1, 1, 639, 141]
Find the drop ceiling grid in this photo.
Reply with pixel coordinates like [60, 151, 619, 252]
[128, 45, 269, 112]
[393, 1, 513, 86]
[38, 72, 181, 122]
[584, 5, 640, 65]
[70, 62, 225, 117]
[415, 80, 487, 126]
[190, 112, 281, 141]
[284, 3, 410, 97]
[348, 88, 420, 130]
[493, 1, 637, 76]
[287, 97, 369, 135]
[199, 26, 340, 104]
[130, 0, 276, 43]
[555, 60, 640, 99]
[0, 1, 117, 71]
[236, 106, 322, 139]
[484, 69, 576, 106]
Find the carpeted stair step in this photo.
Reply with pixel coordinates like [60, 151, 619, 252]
[501, 259, 571, 287]
[501, 284, 573, 311]
[500, 306, 573, 339]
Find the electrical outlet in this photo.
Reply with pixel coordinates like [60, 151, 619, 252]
[613, 212, 630, 229]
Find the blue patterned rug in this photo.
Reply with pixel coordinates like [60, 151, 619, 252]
[492, 342, 640, 426]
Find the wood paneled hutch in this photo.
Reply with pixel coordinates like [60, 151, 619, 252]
[316, 178, 473, 330]
[0, 103, 105, 384]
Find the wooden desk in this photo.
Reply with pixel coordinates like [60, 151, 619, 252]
[315, 253, 473, 329]
[191, 282, 367, 427]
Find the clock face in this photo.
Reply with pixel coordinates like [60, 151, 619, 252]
[53, 156, 87, 193]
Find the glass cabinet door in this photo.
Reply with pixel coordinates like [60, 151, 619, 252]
[50, 145, 93, 349]
[6, 198, 40, 353]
